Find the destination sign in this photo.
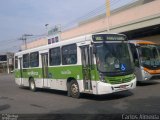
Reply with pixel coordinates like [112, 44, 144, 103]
[92, 34, 127, 41]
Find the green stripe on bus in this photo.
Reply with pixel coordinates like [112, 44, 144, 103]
[14, 65, 135, 84]
[14, 65, 99, 81]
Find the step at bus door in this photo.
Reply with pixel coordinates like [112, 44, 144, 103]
[19, 57, 23, 85]
[41, 53, 49, 87]
[80, 46, 92, 91]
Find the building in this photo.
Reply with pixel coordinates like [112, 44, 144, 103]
[0, 53, 14, 74]
[22, 0, 160, 50]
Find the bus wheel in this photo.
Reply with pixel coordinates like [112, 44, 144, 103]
[70, 80, 80, 98]
[29, 79, 36, 92]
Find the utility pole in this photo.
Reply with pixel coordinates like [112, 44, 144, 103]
[19, 34, 33, 50]
[106, 0, 111, 32]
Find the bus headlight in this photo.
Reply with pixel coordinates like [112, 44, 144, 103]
[144, 70, 151, 80]
[144, 71, 149, 76]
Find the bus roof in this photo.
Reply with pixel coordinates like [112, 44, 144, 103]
[15, 33, 126, 56]
[129, 40, 156, 45]
[15, 34, 93, 56]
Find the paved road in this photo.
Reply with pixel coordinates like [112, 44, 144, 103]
[0, 74, 160, 115]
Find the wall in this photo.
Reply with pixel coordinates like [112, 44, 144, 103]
[21, 37, 48, 50]
[61, 0, 160, 40]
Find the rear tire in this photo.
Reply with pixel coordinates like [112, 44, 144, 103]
[69, 80, 80, 98]
[29, 78, 36, 92]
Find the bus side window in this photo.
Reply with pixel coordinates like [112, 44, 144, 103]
[62, 44, 77, 65]
[23, 54, 30, 68]
[49, 47, 61, 66]
[130, 44, 139, 67]
[30, 52, 39, 67]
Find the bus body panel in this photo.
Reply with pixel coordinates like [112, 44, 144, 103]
[94, 78, 136, 95]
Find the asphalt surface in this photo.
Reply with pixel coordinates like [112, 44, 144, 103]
[0, 74, 160, 115]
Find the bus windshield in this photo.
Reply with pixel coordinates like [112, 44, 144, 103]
[139, 44, 160, 69]
[95, 43, 134, 76]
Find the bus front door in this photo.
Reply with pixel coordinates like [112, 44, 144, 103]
[80, 46, 92, 92]
[41, 53, 49, 87]
[19, 57, 23, 85]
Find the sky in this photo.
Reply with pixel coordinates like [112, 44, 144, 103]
[0, 0, 136, 53]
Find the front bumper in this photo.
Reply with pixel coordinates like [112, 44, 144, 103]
[96, 77, 136, 95]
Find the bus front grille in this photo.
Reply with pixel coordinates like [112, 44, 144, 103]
[108, 77, 133, 84]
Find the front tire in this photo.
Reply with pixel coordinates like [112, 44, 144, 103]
[69, 80, 80, 98]
[29, 78, 36, 92]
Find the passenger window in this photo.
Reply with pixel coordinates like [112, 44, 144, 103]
[49, 47, 61, 66]
[30, 52, 39, 67]
[62, 44, 77, 65]
[23, 54, 29, 68]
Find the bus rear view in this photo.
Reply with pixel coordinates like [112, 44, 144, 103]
[130, 40, 160, 82]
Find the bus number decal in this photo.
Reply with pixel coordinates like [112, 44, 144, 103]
[28, 71, 39, 76]
[61, 70, 71, 75]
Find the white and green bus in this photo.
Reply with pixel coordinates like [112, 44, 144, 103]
[14, 33, 136, 98]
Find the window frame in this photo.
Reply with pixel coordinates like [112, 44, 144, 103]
[30, 51, 39, 67]
[49, 47, 61, 66]
[62, 44, 77, 65]
[23, 53, 30, 68]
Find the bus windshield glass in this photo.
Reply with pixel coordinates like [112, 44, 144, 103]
[95, 43, 134, 76]
[139, 44, 160, 69]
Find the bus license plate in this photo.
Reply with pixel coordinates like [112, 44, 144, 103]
[119, 85, 127, 89]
